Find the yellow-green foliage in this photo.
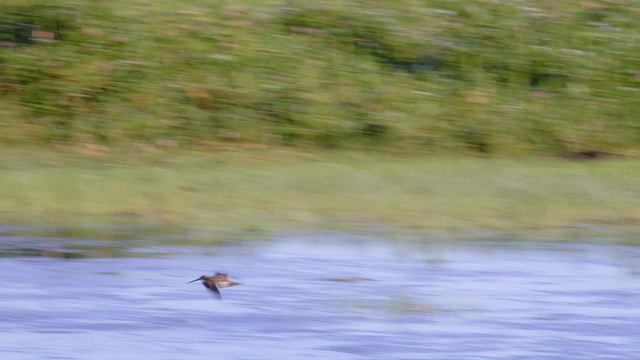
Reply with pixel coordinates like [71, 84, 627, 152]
[0, 0, 639, 153]
[0, 148, 638, 235]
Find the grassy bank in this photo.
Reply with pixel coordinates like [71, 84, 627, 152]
[1, 0, 640, 153]
[0, 148, 638, 237]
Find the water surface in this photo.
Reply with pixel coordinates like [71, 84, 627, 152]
[1, 229, 639, 359]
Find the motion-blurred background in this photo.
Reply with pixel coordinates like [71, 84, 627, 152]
[1, 0, 638, 152]
[1, 0, 638, 231]
[1, 1, 640, 359]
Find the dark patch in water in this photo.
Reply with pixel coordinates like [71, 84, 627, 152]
[0, 247, 87, 259]
[322, 276, 375, 283]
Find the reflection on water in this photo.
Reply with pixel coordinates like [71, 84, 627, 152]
[1, 227, 640, 359]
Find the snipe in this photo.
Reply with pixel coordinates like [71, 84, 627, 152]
[189, 272, 240, 300]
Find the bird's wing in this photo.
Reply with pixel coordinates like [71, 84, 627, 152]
[203, 282, 222, 299]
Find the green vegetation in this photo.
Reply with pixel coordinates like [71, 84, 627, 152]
[1, 1, 638, 238]
[1, 0, 639, 153]
[1, 148, 638, 236]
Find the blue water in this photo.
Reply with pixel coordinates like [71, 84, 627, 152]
[1, 232, 639, 359]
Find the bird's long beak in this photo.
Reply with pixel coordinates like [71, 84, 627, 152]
[188, 278, 201, 284]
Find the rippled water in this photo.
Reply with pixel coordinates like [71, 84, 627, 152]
[1, 229, 640, 359]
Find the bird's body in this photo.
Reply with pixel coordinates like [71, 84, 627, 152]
[189, 272, 240, 299]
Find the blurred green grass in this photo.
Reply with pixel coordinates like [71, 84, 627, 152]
[1, 0, 639, 153]
[0, 148, 638, 235]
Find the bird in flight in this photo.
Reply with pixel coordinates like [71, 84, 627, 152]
[188, 272, 240, 300]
